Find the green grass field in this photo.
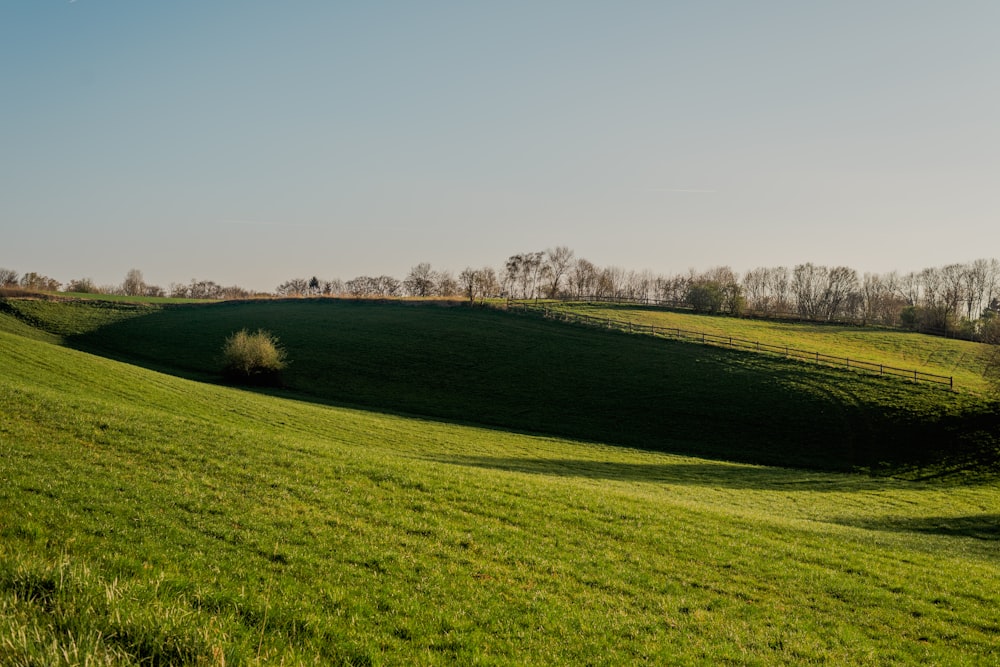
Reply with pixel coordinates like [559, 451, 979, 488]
[540, 302, 995, 394]
[1, 298, 998, 664]
[59, 291, 220, 304]
[5, 297, 997, 476]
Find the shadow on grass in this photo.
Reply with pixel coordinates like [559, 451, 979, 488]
[831, 514, 1000, 541]
[427, 455, 908, 491]
[52, 299, 1000, 479]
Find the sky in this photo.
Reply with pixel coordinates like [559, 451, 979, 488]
[2, 1, 999, 292]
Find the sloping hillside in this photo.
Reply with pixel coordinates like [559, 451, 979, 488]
[3, 298, 998, 475]
[1, 317, 998, 664]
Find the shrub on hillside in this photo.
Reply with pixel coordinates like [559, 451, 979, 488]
[222, 329, 288, 385]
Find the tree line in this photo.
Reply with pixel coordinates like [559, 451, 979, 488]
[275, 249, 1000, 342]
[4, 250, 1000, 341]
[0, 268, 259, 301]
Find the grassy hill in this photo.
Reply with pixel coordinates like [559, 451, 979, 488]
[1, 307, 998, 664]
[3, 297, 998, 476]
[541, 301, 995, 393]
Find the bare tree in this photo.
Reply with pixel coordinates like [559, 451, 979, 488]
[919, 266, 943, 311]
[893, 271, 922, 307]
[623, 269, 655, 303]
[743, 266, 790, 315]
[475, 266, 499, 300]
[276, 278, 310, 297]
[323, 279, 345, 296]
[458, 266, 498, 303]
[435, 270, 459, 297]
[344, 275, 401, 298]
[822, 266, 859, 320]
[19, 272, 61, 292]
[404, 263, 436, 297]
[375, 275, 402, 297]
[654, 273, 690, 305]
[188, 280, 224, 299]
[218, 284, 251, 300]
[169, 282, 190, 298]
[742, 267, 769, 313]
[0, 268, 19, 287]
[793, 263, 827, 320]
[458, 267, 479, 303]
[121, 268, 146, 297]
[963, 259, 999, 321]
[595, 266, 626, 300]
[985, 260, 1000, 317]
[859, 272, 904, 325]
[543, 246, 575, 298]
[567, 258, 598, 298]
[939, 263, 966, 320]
[504, 252, 544, 299]
[913, 267, 954, 334]
[345, 276, 374, 297]
[767, 267, 792, 313]
[65, 277, 99, 294]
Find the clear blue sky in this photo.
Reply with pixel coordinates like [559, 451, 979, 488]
[3, 1, 998, 292]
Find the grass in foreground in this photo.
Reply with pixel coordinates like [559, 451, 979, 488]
[1, 327, 998, 664]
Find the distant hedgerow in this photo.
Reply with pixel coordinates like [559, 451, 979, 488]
[221, 329, 287, 385]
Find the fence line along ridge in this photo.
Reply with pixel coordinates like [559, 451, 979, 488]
[506, 302, 954, 390]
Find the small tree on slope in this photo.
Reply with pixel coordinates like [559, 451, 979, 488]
[222, 329, 288, 386]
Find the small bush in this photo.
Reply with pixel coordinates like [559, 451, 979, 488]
[221, 329, 288, 385]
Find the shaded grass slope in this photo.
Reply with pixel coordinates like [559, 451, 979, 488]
[1, 327, 998, 664]
[3, 298, 999, 475]
[545, 302, 995, 393]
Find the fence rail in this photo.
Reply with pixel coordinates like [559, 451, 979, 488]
[525, 293, 967, 340]
[506, 301, 955, 390]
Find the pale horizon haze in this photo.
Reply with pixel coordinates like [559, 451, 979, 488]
[2, 1, 998, 292]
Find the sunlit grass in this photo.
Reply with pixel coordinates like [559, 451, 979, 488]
[1, 328, 998, 664]
[59, 291, 220, 304]
[543, 302, 994, 394]
[0, 299, 159, 337]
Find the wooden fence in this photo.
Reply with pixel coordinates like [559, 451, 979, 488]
[506, 302, 955, 390]
[533, 294, 968, 339]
